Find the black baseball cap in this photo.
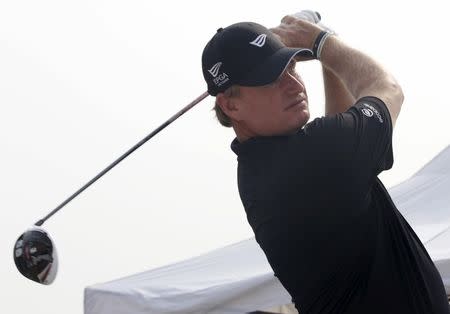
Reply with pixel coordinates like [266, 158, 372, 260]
[202, 22, 313, 96]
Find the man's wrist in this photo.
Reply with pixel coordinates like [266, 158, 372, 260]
[313, 31, 333, 60]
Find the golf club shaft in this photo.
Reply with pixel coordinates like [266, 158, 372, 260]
[35, 91, 209, 226]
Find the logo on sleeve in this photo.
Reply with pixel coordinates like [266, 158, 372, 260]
[362, 103, 383, 123]
[362, 108, 373, 117]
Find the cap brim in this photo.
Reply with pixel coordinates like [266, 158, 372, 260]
[237, 47, 313, 86]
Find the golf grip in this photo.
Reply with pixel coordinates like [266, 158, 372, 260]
[35, 91, 209, 226]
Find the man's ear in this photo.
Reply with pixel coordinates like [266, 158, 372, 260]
[216, 93, 241, 121]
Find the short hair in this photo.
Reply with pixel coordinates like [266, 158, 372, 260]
[213, 85, 240, 128]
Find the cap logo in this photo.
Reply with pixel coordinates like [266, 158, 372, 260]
[208, 62, 222, 78]
[249, 34, 267, 47]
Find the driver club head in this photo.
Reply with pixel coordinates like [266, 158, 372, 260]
[13, 226, 58, 285]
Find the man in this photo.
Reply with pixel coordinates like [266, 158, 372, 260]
[201, 13, 449, 314]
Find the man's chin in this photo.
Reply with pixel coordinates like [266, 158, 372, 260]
[299, 112, 310, 128]
[282, 115, 310, 135]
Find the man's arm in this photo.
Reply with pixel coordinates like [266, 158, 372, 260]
[272, 16, 404, 127]
[322, 64, 355, 115]
[319, 35, 404, 127]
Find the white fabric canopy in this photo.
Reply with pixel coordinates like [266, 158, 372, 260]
[84, 145, 450, 314]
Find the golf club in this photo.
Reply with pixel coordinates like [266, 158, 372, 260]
[14, 91, 209, 284]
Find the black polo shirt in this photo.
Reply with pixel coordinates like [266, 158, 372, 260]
[231, 97, 449, 313]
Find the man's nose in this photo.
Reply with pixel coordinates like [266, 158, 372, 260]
[281, 72, 304, 94]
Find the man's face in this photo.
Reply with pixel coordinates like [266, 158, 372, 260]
[231, 61, 310, 139]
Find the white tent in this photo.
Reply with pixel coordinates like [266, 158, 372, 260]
[84, 145, 450, 314]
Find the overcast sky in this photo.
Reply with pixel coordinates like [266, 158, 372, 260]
[1, 1, 449, 313]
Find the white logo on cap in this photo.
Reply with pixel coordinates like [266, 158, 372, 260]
[249, 34, 267, 47]
[208, 62, 222, 78]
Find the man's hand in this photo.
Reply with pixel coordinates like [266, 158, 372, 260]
[292, 10, 337, 35]
[270, 15, 322, 50]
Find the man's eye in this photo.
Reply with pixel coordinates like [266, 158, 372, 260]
[288, 65, 296, 74]
[288, 66, 299, 78]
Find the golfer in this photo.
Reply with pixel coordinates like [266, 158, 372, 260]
[201, 13, 449, 314]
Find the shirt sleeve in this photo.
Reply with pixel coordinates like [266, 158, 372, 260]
[304, 96, 394, 179]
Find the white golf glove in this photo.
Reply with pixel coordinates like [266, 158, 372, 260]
[292, 10, 337, 35]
